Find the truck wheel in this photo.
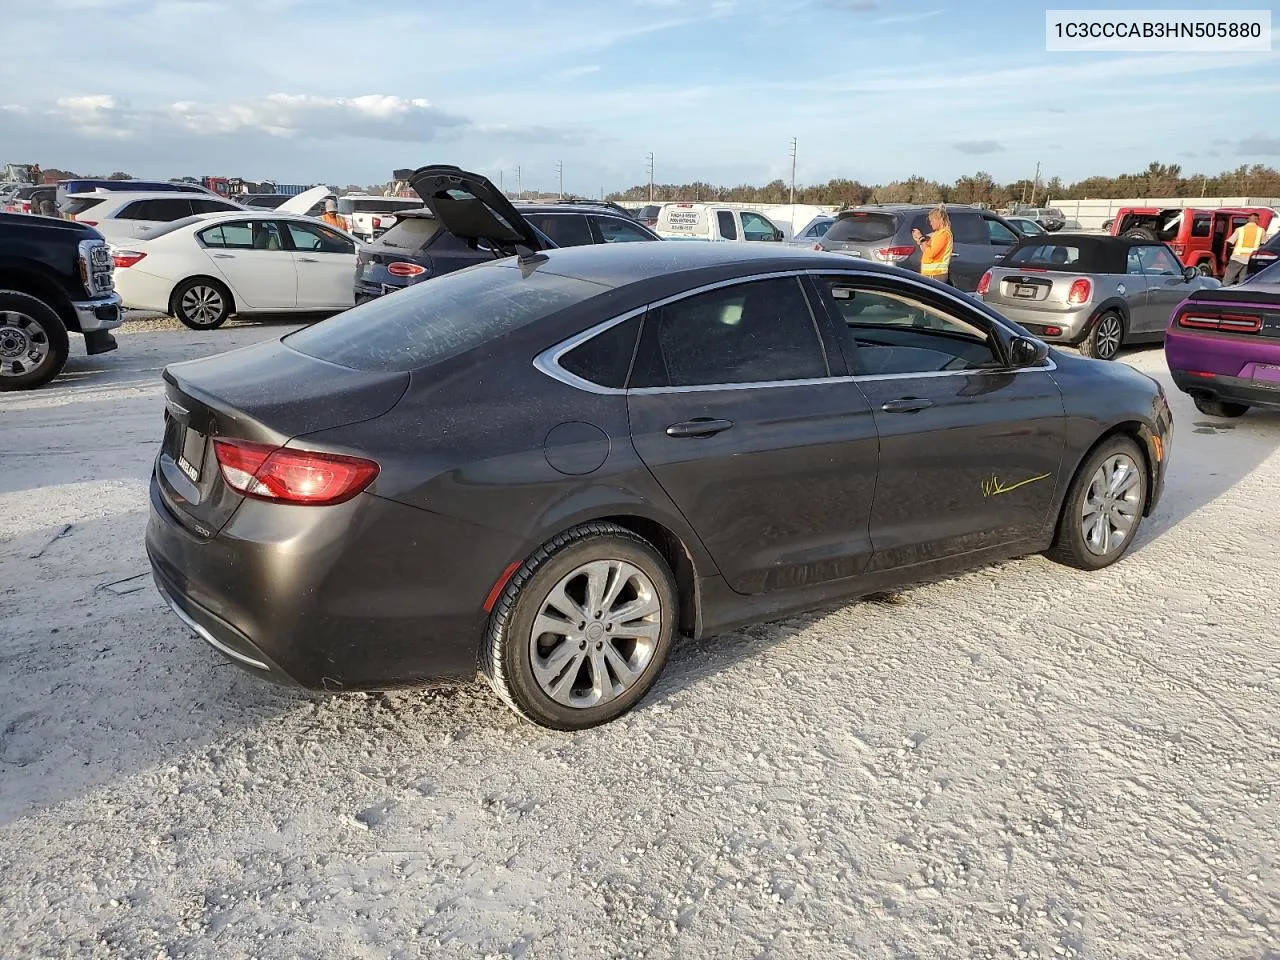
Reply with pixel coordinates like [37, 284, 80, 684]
[172, 278, 232, 330]
[0, 290, 70, 391]
[1121, 227, 1158, 241]
[1079, 311, 1124, 361]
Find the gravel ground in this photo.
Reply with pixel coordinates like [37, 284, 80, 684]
[2, 317, 1279, 959]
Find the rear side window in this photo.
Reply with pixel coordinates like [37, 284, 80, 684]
[64, 197, 106, 216]
[951, 212, 987, 244]
[120, 198, 194, 221]
[374, 216, 441, 251]
[716, 211, 738, 240]
[558, 315, 642, 388]
[593, 216, 654, 243]
[190, 198, 238, 214]
[286, 265, 608, 372]
[1191, 214, 1211, 238]
[525, 214, 593, 248]
[825, 213, 897, 243]
[630, 277, 827, 388]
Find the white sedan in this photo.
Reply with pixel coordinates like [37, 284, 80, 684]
[110, 211, 360, 330]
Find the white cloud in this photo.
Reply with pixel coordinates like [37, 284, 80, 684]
[553, 65, 603, 81]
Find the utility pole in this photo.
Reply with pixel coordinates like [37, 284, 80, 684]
[789, 137, 797, 206]
[555, 160, 563, 199]
[499, 169, 503, 194]
[1029, 161, 1041, 206]
[516, 165, 522, 199]
[646, 152, 654, 202]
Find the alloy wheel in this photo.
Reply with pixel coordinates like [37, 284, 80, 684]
[180, 285, 225, 327]
[1081, 453, 1142, 555]
[1095, 315, 1122, 359]
[528, 559, 662, 709]
[0, 310, 50, 379]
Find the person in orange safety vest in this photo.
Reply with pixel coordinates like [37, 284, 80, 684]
[912, 206, 954, 284]
[320, 199, 346, 231]
[1224, 213, 1265, 285]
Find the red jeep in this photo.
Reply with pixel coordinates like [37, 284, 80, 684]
[1109, 206, 1275, 277]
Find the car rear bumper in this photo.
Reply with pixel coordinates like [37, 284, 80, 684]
[981, 300, 1093, 342]
[1166, 326, 1280, 409]
[1169, 369, 1280, 411]
[145, 471, 523, 690]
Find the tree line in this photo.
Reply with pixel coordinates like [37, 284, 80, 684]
[610, 162, 1280, 207]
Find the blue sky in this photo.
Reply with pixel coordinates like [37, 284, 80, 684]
[1, 0, 1277, 192]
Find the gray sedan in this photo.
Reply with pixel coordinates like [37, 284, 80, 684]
[978, 234, 1220, 360]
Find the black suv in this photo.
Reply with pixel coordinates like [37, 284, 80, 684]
[354, 175, 659, 303]
[817, 204, 1024, 291]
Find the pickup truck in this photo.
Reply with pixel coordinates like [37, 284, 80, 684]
[655, 203, 784, 242]
[0, 212, 122, 390]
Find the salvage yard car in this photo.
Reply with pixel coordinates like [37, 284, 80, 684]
[1165, 258, 1280, 418]
[655, 203, 783, 242]
[147, 227, 1173, 729]
[111, 210, 359, 329]
[977, 233, 1219, 360]
[1109, 206, 1276, 278]
[818, 204, 1023, 292]
[0, 210, 122, 389]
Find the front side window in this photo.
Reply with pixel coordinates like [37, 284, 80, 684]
[286, 220, 354, 254]
[1137, 245, 1181, 276]
[630, 278, 826, 388]
[815, 276, 999, 375]
[986, 218, 1018, 244]
[593, 216, 653, 243]
[716, 210, 738, 240]
[740, 211, 777, 241]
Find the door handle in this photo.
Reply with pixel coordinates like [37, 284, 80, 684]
[665, 418, 734, 438]
[881, 397, 933, 413]
[297, 257, 318, 262]
[211, 253, 234, 259]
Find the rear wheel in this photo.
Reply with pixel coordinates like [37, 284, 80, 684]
[1122, 227, 1158, 241]
[1079, 311, 1124, 361]
[481, 522, 678, 730]
[1046, 436, 1147, 571]
[0, 290, 70, 391]
[1197, 261, 1215, 277]
[1193, 397, 1249, 418]
[172, 278, 232, 330]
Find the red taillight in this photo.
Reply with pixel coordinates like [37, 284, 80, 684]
[976, 270, 992, 296]
[1178, 312, 1261, 333]
[1170, 243, 1185, 255]
[1187, 371, 1216, 378]
[79, 220, 98, 226]
[21, 201, 31, 213]
[112, 250, 146, 268]
[1067, 278, 1092, 305]
[873, 245, 915, 263]
[212, 438, 379, 506]
[1044, 326, 1063, 336]
[386, 261, 426, 278]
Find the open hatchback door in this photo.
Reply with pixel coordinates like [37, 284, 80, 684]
[400, 165, 550, 256]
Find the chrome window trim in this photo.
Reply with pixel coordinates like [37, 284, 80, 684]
[532, 266, 1056, 395]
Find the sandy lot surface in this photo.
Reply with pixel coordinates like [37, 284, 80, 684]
[2, 318, 1278, 959]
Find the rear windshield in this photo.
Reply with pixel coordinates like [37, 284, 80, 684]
[825, 212, 898, 243]
[369, 215, 441, 251]
[1005, 242, 1093, 271]
[337, 197, 424, 215]
[286, 264, 608, 372]
[63, 197, 106, 216]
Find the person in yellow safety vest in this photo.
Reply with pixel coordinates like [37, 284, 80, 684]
[1223, 213, 1265, 285]
[912, 206, 954, 284]
[320, 199, 346, 231]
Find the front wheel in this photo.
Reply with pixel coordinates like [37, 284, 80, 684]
[1079, 312, 1124, 361]
[481, 523, 678, 729]
[172, 278, 232, 330]
[1193, 397, 1249, 418]
[1045, 436, 1147, 571]
[0, 289, 71, 391]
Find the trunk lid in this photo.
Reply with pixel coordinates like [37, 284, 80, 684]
[402, 165, 546, 255]
[278, 185, 334, 215]
[985, 267, 1086, 308]
[156, 339, 409, 538]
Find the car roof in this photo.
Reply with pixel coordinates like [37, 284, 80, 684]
[89, 190, 243, 203]
[516, 203, 638, 216]
[515, 239, 899, 288]
[1029, 232, 1164, 247]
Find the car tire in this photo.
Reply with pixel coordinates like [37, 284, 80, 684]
[1046, 435, 1148, 571]
[171, 278, 233, 330]
[1197, 262, 1215, 277]
[1079, 311, 1124, 361]
[481, 522, 678, 730]
[0, 289, 71, 392]
[1122, 227, 1158, 241]
[1193, 397, 1249, 418]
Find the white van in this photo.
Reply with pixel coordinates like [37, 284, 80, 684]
[655, 203, 783, 242]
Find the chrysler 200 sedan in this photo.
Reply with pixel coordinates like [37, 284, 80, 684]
[146, 167, 1173, 730]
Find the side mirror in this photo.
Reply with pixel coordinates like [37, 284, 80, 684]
[774, 229, 784, 241]
[1182, 266, 1198, 281]
[1009, 335, 1049, 368]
